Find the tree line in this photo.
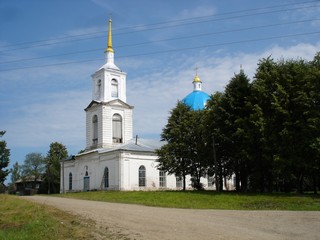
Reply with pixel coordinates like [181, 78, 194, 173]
[9, 142, 68, 194]
[157, 53, 320, 194]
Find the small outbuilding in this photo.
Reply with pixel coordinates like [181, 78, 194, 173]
[15, 176, 42, 195]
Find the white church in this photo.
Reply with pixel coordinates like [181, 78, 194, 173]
[60, 19, 235, 192]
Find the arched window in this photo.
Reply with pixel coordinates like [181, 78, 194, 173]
[96, 79, 101, 98]
[207, 175, 214, 188]
[159, 170, 166, 188]
[139, 165, 146, 187]
[176, 176, 182, 189]
[69, 172, 72, 191]
[92, 115, 98, 145]
[111, 79, 118, 98]
[112, 114, 122, 143]
[104, 167, 109, 188]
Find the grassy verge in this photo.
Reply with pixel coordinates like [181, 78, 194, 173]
[0, 194, 112, 240]
[59, 191, 320, 211]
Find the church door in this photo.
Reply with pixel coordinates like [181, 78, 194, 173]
[83, 176, 90, 191]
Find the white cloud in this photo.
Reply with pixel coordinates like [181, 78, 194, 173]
[128, 41, 320, 137]
[2, 88, 90, 149]
[178, 5, 216, 20]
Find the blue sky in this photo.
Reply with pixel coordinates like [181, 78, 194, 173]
[1, 0, 320, 182]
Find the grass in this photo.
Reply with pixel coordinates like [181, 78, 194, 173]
[0, 194, 123, 240]
[59, 190, 320, 211]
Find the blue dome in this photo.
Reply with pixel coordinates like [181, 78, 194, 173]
[182, 90, 210, 110]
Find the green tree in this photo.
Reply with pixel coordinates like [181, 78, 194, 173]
[43, 142, 68, 194]
[206, 70, 252, 192]
[250, 57, 280, 192]
[307, 53, 320, 194]
[251, 53, 320, 193]
[187, 110, 211, 190]
[22, 153, 45, 189]
[205, 92, 225, 191]
[0, 131, 10, 189]
[157, 101, 211, 190]
[10, 162, 21, 184]
[157, 102, 192, 190]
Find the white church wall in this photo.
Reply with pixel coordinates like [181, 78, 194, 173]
[62, 151, 236, 192]
[92, 70, 104, 101]
[85, 104, 103, 149]
[101, 106, 112, 147]
[99, 151, 120, 190]
[119, 75, 126, 103]
[123, 108, 133, 142]
[122, 152, 159, 190]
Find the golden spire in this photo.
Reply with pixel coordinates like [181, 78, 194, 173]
[193, 66, 201, 83]
[105, 18, 114, 53]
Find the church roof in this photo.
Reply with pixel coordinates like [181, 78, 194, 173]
[100, 138, 164, 153]
[85, 99, 134, 111]
[98, 17, 120, 71]
[182, 70, 210, 110]
[77, 138, 165, 157]
[182, 90, 210, 110]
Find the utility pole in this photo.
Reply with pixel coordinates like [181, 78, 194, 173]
[213, 135, 220, 192]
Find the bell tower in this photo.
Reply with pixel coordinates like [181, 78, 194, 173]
[85, 18, 133, 150]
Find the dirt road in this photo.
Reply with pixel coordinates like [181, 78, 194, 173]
[24, 196, 320, 240]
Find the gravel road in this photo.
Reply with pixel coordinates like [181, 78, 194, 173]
[24, 196, 320, 240]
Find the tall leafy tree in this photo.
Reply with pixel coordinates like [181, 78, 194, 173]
[205, 92, 226, 191]
[157, 102, 192, 190]
[308, 53, 320, 193]
[250, 57, 280, 192]
[251, 53, 320, 193]
[206, 70, 252, 192]
[22, 153, 45, 189]
[187, 110, 211, 190]
[224, 70, 252, 192]
[0, 131, 10, 188]
[10, 162, 21, 184]
[43, 142, 68, 194]
[157, 101, 211, 190]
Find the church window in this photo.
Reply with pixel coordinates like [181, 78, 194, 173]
[159, 170, 166, 188]
[95, 79, 102, 99]
[176, 176, 182, 188]
[92, 115, 98, 146]
[112, 114, 122, 143]
[104, 167, 109, 188]
[69, 172, 72, 191]
[207, 175, 214, 187]
[139, 165, 146, 187]
[111, 79, 118, 98]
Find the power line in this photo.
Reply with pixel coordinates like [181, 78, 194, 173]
[1, 31, 318, 72]
[118, 31, 320, 59]
[0, 18, 318, 65]
[112, 0, 319, 32]
[0, 48, 102, 64]
[1, 1, 319, 52]
[113, 4, 320, 36]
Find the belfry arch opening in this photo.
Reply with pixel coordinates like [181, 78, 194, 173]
[92, 115, 98, 146]
[112, 114, 122, 143]
[111, 79, 118, 98]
